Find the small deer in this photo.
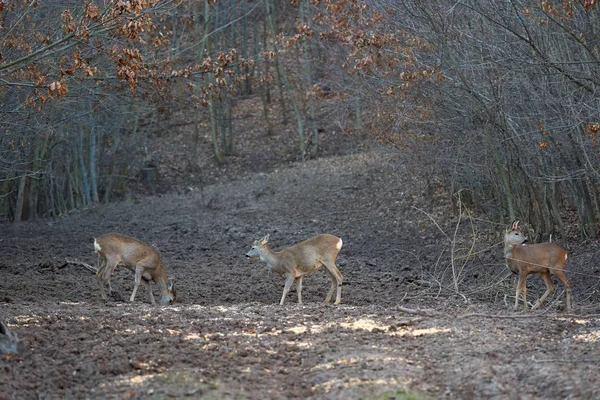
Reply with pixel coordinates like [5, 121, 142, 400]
[504, 221, 572, 311]
[246, 234, 344, 305]
[94, 232, 176, 305]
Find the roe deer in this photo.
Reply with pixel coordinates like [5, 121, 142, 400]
[246, 234, 343, 305]
[93, 232, 175, 305]
[504, 221, 572, 311]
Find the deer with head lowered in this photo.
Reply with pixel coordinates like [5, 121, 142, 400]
[94, 232, 176, 305]
[246, 234, 343, 305]
[504, 221, 572, 311]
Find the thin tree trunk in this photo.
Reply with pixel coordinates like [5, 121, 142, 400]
[89, 103, 99, 204]
[209, 98, 222, 163]
[77, 127, 91, 206]
[300, 2, 318, 159]
[14, 174, 26, 223]
[254, 13, 273, 135]
[267, 0, 304, 154]
[266, 0, 287, 125]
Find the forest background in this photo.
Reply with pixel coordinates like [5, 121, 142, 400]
[2, 0, 600, 240]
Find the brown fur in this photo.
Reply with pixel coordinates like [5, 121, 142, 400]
[94, 232, 175, 305]
[504, 221, 572, 311]
[247, 234, 344, 305]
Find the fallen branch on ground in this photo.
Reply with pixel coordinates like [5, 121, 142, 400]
[458, 311, 550, 319]
[63, 258, 98, 273]
[532, 355, 599, 364]
[396, 306, 438, 317]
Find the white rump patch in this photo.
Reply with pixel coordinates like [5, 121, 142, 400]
[94, 239, 101, 253]
[336, 238, 343, 250]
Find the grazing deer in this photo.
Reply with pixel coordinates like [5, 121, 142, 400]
[93, 232, 176, 305]
[504, 221, 572, 311]
[246, 234, 344, 305]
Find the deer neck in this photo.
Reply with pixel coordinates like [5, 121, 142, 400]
[504, 242, 514, 259]
[260, 246, 284, 272]
[154, 269, 170, 295]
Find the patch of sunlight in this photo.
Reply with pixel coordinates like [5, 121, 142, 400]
[184, 332, 202, 340]
[555, 317, 594, 325]
[313, 376, 412, 393]
[312, 355, 406, 372]
[312, 356, 360, 371]
[119, 328, 150, 334]
[114, 373, 156, 387]
[287, 325, 308, 334]
[200, 333, 227, 348]
[184, 332, 227, 342]
[59, 301, 83, 305]
[573, 331, 600, 342]
[12, 315, 42, 326]
[407, 327, 451, 337]
[231, 317, 449, 341]
[238, 328, 283, 337]
[186, 304, 210, 311]
[339, 318, 389, 332]
[287, 340, 312, 348]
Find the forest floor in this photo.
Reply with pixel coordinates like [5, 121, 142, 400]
[2, 108, 600, 399]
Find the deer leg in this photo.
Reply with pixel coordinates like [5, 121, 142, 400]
[143, 279, 155, 305]
[280, 274, 294, 305]
[514, 277, 521, 311]
[322, 260, 343, 304]
[130, 265, 145, 303]
[553, 270, 573, 310]
[520, 273, 529, 310]
[97, 257, 118, 301]
[324, 270, 336, 304]
[533, 271, 555, 310]
[295, 276, 303, 305]
[514, 273, 528, 311]
[97, 258, 108, 300]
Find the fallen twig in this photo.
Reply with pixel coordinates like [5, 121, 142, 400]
[64, 258, 97, 273]
[396, 317, 425, 327]
[458, 311, 550, 319]
[396, 306, 438, 317]
[532, 355, 599, 364]
[459, 311, 600, 319]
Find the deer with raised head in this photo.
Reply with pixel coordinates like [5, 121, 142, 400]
[246, 234, 344, 305]
[94, 232, 176, 305]
[504, 221, 572, 311]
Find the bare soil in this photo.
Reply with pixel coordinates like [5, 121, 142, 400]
[2, 148, 600, 399]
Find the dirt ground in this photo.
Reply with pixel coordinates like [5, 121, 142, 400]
[1, 149, 600, 399]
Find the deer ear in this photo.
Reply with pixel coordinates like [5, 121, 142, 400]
[260, 234, 270, 245]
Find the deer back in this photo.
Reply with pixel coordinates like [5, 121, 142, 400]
[510, 242, 567, 273]
[96, 233, 165, 278]
[285, 234, 342, 271]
